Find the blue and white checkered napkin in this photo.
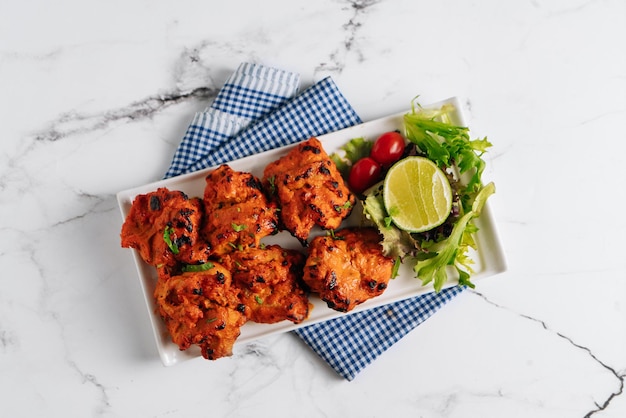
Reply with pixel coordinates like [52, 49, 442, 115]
[165, 62, 465, 380]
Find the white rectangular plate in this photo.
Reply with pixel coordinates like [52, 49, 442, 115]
[117, 97, 507, 366]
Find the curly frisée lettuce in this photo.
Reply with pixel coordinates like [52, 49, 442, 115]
[362, 183, 415, 259]
[404, 102, 492, 213]
[413, 182, 494, 291]
[333, 100, 495, 292]
[330, 136, 373, 178]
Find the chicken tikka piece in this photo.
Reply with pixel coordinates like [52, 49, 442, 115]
[303, 227, 394, 312]
[221, 245, 310, 324]
[154, 263, 247, 360]
[121, 187, 210, 269]
[202, 165, 279, 256]
[263, 137, 355, 244]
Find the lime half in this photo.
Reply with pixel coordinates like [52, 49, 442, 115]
[382, 156, 452, 232]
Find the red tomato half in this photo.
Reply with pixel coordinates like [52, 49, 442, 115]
[348, 157, 382, 193]
[370, 131, 405, 166]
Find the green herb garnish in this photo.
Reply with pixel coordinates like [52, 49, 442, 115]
[391, 257, 401, 279]
[327, 229, 345, 240]
[182, 261, 215, 273]
[335, 200, 352, 213]
[267, 175, 276, 195]
[163, 225, 179, 254]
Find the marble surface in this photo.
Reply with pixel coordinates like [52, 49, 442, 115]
[1, 0, 625, 416]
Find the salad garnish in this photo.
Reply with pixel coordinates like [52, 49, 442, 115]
[331, 99, 495, 292]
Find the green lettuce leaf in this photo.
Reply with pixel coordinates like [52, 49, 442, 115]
[403, 104, 492, 211]
[330, 136, 373, 178]
[413, 182, 495, 292]
[362, 186, 416, 259]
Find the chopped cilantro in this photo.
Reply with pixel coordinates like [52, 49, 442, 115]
[267, 175, 276, 195]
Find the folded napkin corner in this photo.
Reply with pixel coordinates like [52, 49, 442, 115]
[295, 286, 465, 380]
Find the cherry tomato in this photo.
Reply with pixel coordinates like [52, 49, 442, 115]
[370, 131, 405, 166]
[348, 157, 382, 193]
